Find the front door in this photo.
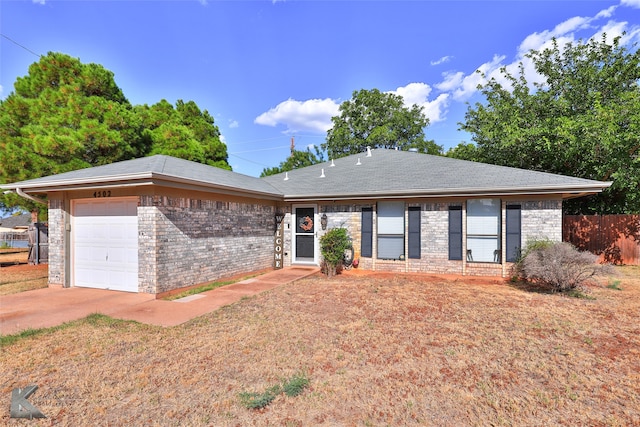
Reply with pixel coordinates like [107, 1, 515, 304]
[293, 205, 317, 264]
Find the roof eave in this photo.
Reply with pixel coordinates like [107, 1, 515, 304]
[282, 183, 613, 202]
[2, 172, 283, 201]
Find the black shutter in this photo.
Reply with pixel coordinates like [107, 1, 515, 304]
[361, 207, 373, 258]
[408, 206, 421, 259]
[506, 205, 522, 262]
[449, 206, 462, 260]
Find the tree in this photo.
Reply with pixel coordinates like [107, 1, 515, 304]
[459, 35, 640, 214]
[136, 99, 230, 170]
[0, 52, 230, 212]
[322, 88, 441, 159]
[445, 142, 481, 161]
[0, 52, 143, 212]
[260, 146, 324, 177]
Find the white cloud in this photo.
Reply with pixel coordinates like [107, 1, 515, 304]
[596, 5, 618, 19]
[434, 2, 640, 103]
[517, 16, 589, 55]
[447, 54, 506, 101]
[392, 82, 432, 106]
[621, 0, 640, 8]
[592, 20, 629, 44]
[254, 98, 339, 133]
[389, 82, 449, 124]
[434, 71, 464, 92]
[228, 119, 239, 129]
[430, 56, 453, 66]
[421, 93, 450, 124]
[32, 0, 46, 4]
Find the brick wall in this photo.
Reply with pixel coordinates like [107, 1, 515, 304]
[315, 198, 562, 277]
[47, 198, 65, 286]
[139, 195, 276, 294]
[520, 199, 563, 244]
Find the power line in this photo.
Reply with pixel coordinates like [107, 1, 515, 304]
[226, 133, 326, 146]
[228, 145, 289, 155]
[1, 34, 41, 58]
[227, 153, 271, 168]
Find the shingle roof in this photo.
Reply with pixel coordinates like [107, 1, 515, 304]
[262, 148, 611, 200]
[0, 213, 32, 229]
[2, 149, 611, 201]
[3, 155, 282, 199]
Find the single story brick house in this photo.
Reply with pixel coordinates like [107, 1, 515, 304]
[1, 148, 611, 295]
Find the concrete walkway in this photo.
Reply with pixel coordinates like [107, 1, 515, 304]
[0, 267, 319, 335]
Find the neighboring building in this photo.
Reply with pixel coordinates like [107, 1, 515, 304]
[0, 212, 31, 248]
[1, 149, 611, 295]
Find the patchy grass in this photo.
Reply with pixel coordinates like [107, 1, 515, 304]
[0, 266, 638, 426]
[607, 279, 623, 290]
[163, 280, 237, 301]
[0, 314, 135, 349]
[163, 273, 263, 301]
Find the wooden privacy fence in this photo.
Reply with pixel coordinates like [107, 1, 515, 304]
[563, 215, 640, 265]
[28, 222, 48, 265]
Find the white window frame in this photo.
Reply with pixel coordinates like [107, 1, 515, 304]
[466, 199, 501, 263]
[377, 201, 405, 260]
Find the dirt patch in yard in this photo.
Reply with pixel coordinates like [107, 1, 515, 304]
[0, 250, 48, 295]
[1, 266, 639, 426]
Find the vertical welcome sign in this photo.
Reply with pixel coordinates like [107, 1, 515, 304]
[274, 212, 285, 269]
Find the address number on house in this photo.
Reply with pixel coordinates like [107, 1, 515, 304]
[93, 190, 112, 198]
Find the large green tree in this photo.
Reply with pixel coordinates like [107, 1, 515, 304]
[0, 52, 229, 211]
[136, 99, 230, 170]
[459, 35, 640, 214]
[260, 146, 324, 177]
[322, 88, 441, 159]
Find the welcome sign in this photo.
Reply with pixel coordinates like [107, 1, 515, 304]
[274, 213, 285, 269]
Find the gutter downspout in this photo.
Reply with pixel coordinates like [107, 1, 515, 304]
[16, 188, 48, 205]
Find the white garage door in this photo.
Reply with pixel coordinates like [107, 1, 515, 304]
[73, 198, 139, 292]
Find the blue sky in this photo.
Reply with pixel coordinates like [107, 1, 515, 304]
[2, 0, 640, 177]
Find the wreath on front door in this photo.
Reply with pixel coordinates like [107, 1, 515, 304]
[299, 216, 313, 231]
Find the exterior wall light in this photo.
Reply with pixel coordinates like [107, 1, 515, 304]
[321, 213, 328, 230]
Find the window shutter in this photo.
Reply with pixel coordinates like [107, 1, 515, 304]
[361, 207, 373, 258]
[506, 205, 521, 262]
[408, 206, 421, 259]
[449, 206, 462, 260]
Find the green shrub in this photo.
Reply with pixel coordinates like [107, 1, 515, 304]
[515, 240, 614, 293]
[319, 227, 351, 277]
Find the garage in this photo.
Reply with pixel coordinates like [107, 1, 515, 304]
[72, 197, 139, 292]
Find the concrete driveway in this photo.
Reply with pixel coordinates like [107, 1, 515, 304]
[0, 267, 319, 335]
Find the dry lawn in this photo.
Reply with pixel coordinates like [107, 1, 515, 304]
[1, 267, 639, 426]
[0, 250, 48, 295]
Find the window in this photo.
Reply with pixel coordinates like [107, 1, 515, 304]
[408, 206, 421, 259]
[448, 206, 462, 260]
[377, 201, 404, 259]
[506, 205, 521, 262]
[361, 207, 373, 257]
[466, 199, 501, 263]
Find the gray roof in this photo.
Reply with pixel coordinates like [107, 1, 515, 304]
[2, 149, 611, 201]
[263, 148, 611, 200]
[0, 213, 32, 229]
[2, 155, 283, 200]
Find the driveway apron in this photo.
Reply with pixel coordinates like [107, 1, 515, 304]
[0, 267, 319, 335]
